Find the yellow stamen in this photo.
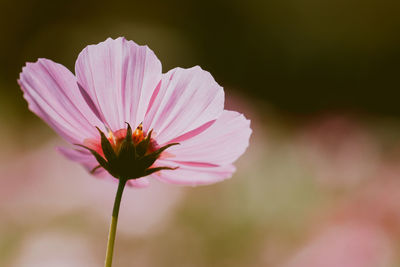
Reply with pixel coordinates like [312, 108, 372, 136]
[133, 123, 144, 143]
[108, 130, 116, 144]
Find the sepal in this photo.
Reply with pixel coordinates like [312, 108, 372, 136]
[136, 129, 153, 156]
[118, 123, 137, 161]
[144, 166, 179, 176]
[96, 127, 117, 163]
[76, 124, 179, 180]
[75, 144, 110, 172]
[138, 142, 179, 169]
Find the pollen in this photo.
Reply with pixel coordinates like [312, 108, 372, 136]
[133, 123, 144, 144]
[107, 130, 116, 144]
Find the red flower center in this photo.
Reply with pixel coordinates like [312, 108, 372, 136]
[83, 123, 158, 158]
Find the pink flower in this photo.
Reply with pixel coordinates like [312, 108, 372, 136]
[18, 37, 251, 187]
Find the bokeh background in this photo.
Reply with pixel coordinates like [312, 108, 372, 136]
[1, 0, 400, 266]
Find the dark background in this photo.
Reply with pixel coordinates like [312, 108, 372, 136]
[2, 0, 400, 118]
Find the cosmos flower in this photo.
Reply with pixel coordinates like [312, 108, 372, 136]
[18, 37, 252, 187]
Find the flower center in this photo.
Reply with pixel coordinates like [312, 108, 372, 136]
[78, 123, 178, 180]
[83, 123, 157, 158]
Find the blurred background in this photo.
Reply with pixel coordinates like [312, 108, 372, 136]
[1, 0, 400, 266]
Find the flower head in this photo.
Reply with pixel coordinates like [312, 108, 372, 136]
[18, 37, 251, 187]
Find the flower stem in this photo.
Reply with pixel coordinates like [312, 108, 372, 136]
[105, 179, 127, 267]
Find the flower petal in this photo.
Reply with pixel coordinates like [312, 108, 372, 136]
[57, 147, 104, 175]
[153, 160, 236, 186]
[164, 110, 251, 166]
[75, 37, 162, 131]
[144, 66, 224, 145]
[127, 178, 150, 188]
[19, 59, 103, 143]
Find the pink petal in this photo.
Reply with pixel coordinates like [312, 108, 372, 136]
[144, 66, 224, 145]
[57, 147, 103, 176]
[75, 37, 162, 131]
[153, 160, 236, 186]
[165, 110, 252, 166]
[57, 147, 149, 188]
[127, 178, 150, 188]
[18, 59, 103, 143]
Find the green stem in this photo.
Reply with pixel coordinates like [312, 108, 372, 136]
[105, 179, 127, 267]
